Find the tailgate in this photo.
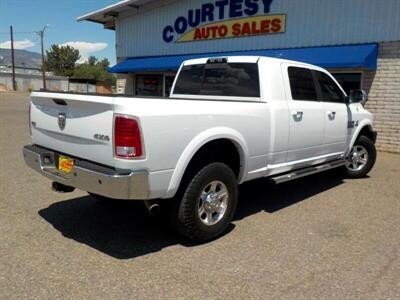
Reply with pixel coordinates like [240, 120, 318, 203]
[30, 92, 115, 167]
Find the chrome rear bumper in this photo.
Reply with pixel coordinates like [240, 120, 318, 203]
[23, 145, 149, 200]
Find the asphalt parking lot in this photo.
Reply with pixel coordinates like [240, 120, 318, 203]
[0, 92, 399, 299]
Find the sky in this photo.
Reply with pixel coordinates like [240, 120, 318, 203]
[0, 0, 118, 64]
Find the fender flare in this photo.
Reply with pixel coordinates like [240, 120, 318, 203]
[347, 119, 374, 155]
[165, 127, 249, 198]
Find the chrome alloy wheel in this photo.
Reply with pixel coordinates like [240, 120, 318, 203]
[198, 181, 229, 226]
[346, 145, 369, 172]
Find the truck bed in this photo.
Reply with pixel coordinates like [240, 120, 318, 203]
[29, 90, 269, 173]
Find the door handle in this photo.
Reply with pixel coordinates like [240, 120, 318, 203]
[292, 111, 304, 117]
[292, 111, 304, 122]
[327, 111, 336, 118]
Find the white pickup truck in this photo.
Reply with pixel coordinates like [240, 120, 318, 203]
[24, 56, 377, 242]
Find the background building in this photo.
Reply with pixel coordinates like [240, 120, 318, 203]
[78, 0, 400, 153]
[0, 66, 112, 94]
[0, 65, 68, 92]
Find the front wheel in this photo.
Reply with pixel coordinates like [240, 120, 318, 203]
[168, 163, 238, 242]
[344, 135, 377, 178]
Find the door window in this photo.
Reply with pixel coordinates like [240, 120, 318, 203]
[332, 73, 361, 95]
[288, 67, 317, 101]
[315, 71, 345, 103]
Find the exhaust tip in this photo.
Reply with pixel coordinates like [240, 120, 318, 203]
[148, 204, 161, 215]
[52, 182, 75, 193]
[143, 200, 161, 215]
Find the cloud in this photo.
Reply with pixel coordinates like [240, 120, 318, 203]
[60, 41, 108, 63]
[61, 41, 108, 53]
[0, 39, 35, 49]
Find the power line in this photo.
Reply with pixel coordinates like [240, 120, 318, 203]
[0, 31, 37, 35]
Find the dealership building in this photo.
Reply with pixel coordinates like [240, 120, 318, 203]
[78, 0, 400, 153]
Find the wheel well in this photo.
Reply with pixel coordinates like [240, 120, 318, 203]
[358, 126, 374, 142]
[180, 139, 242, 188]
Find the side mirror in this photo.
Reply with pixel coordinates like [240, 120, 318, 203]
[347, 89, 368, 106]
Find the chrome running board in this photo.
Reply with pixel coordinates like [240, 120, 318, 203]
[269, 159, 346, 184]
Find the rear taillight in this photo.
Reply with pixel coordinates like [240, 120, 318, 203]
[114, 116, 143, 158]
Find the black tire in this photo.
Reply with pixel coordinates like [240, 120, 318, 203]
[343, 135, 377, 178]
[168, 162, 238, 242]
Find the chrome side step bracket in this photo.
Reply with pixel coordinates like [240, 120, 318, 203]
[269, 159, 346, 184]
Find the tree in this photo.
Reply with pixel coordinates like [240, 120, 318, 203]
[45, 45, 80, 77]
[73, 57, 115, 84]
[98, 58, 110, 70]
[88, 56, 97, 66]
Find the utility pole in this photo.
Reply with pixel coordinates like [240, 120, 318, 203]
[10, 26, 16, 91]
[38, 25, 49, 90]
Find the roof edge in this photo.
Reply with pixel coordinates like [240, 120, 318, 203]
[76, 0, 137, 22]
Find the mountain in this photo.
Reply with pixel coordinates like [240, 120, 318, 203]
[0, 48, 42, 68]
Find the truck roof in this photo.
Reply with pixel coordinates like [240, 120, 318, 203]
[182, 55, 320, 70]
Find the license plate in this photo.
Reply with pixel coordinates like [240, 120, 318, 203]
[58, 156, 74, 173]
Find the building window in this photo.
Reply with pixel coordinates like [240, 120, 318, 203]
[135, 74, 163, 96]
[331, 73, 362, 95]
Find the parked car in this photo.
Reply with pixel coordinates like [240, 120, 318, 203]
[23, 56, 377, 242]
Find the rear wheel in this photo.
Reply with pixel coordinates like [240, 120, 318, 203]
[344, 135, 376, 178]
[169, 163, 238, 242]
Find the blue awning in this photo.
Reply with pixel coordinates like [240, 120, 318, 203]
[109, 43, 378, 73]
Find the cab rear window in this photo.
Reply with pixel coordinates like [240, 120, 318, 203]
[173, 63, 260, 98]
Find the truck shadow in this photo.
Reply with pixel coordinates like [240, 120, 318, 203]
[39, 197, 181, 260]
[38, 169, 345, 260]
[235, 169, 346, 220]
